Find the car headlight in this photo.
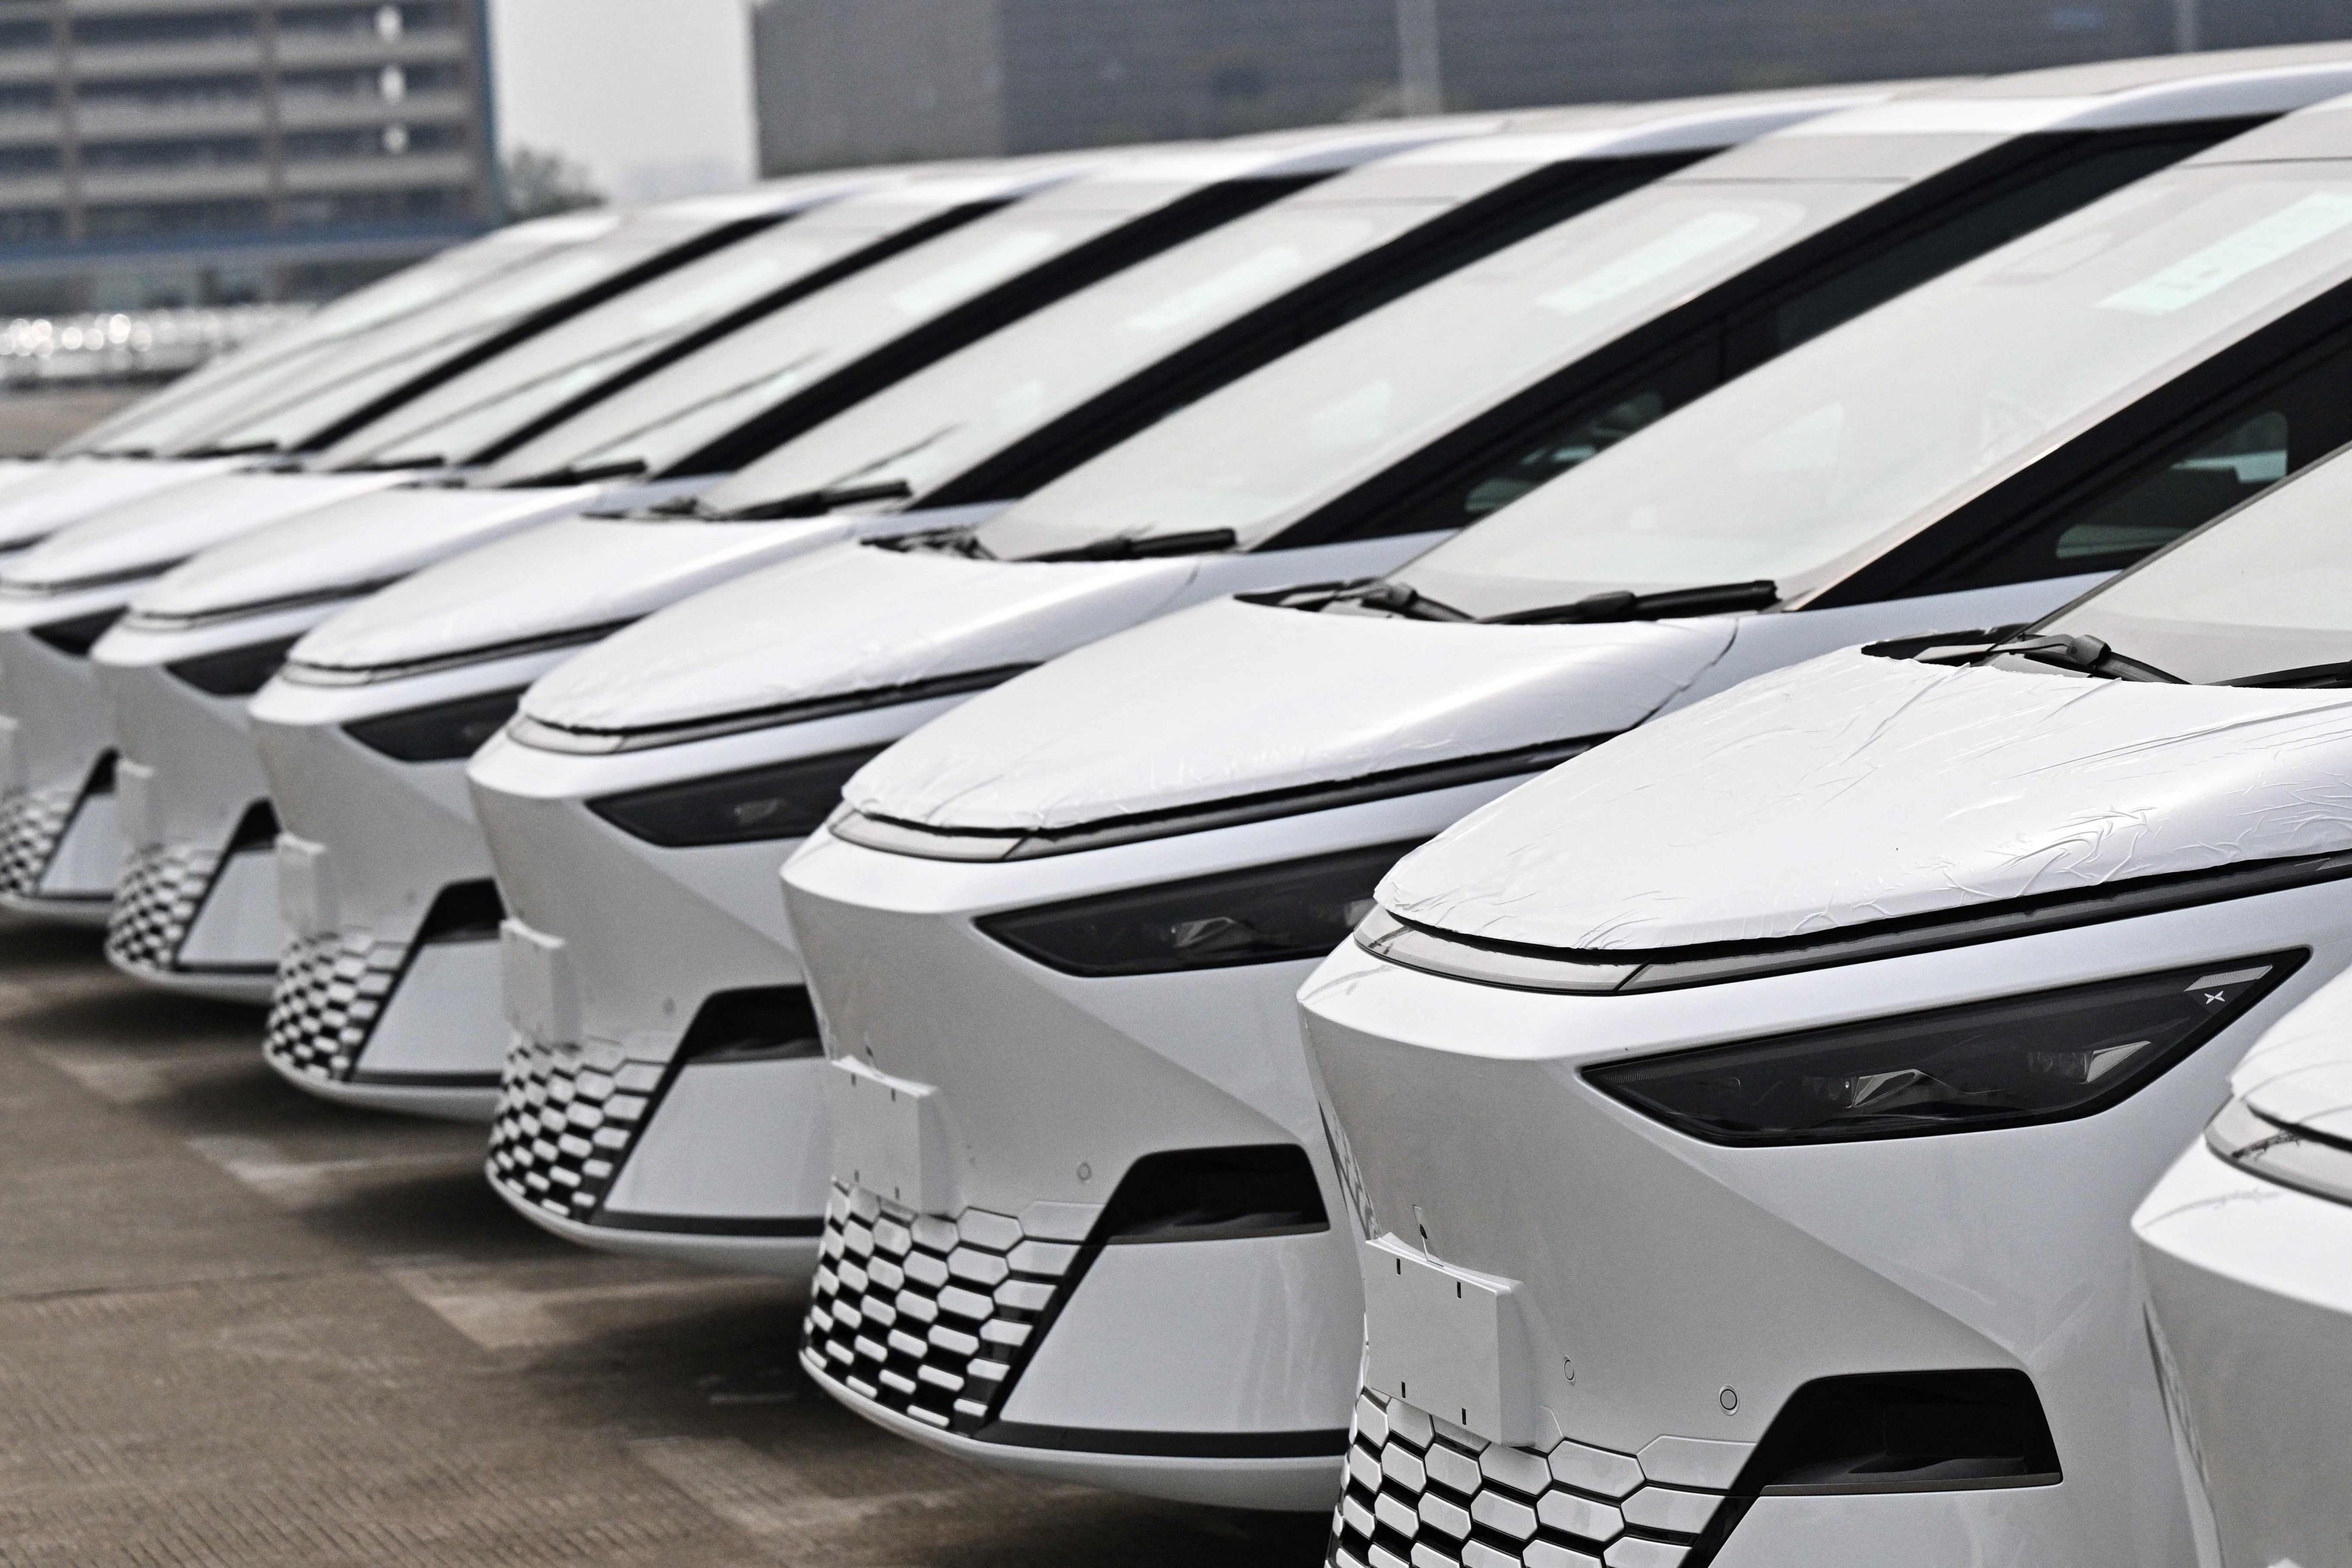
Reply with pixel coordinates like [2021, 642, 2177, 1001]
[345, 688, 528, 763]
[978, 840, 1421, 977]
[1586, 952, 2301, 1145]
[2205, 1072, 2352, 1207]
[30, 608, 122, 657]
[586, 744, 887, 847]
[168, 635, 302, 697]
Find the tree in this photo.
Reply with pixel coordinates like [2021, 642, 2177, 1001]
[502, 145, 606, 221]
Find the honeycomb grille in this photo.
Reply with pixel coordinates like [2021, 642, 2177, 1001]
[264, 929, 405, 1083]
[801, 1181, 1082, 1436]
[0, 785, 75, 897]
[1330, 1389, 1727, 1568]
[485, 1036, 667, 1225]
[104, 842, 221, 973]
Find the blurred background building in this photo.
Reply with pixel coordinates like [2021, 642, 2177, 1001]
[750, 0, 2352, 170]
[0, 0, 498, 316]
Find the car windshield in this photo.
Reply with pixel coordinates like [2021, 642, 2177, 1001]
[692, 202, 1438, 513]
[1395, 163, 2352, 619]
[482, 186, 1203, 486]
[151, 211, 732, 456]
[324, 206, 929, 470]
[75, 214, 614, 455]
[967, 178, 1888, 558]
[2033, 446, 2352, 684]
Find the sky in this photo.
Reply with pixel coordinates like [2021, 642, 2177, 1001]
[488, 0, 760, 206]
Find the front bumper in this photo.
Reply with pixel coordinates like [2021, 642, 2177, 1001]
[2134, 1136, 2352, 1568]
[0, 607, 136, 926]
[778, 781, 1523, 1504]
[1301, 876, 2352, 1567]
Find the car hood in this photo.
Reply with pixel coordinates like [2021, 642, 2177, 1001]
[520, 541, 1217, 736]
[1382, 646, 2352, 953]
[843, 595, 1737, 833]
[129, 480, 606, 623]
[0, 456, 255, 555]
[284, 512, 935, 675]
[1, 469, 418, 593]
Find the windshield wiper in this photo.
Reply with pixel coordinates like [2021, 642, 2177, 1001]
[2224, 658, 2352, 689]
[1487, 580, 1780, 625]
[1335, 580, 1476, 621]
[1026, 527, 1238, 563]
[508, 457, 648, 488]
[723, 478, 915, 522]
[871, 524, 995, 560]
[1976, 633, 2184, 683]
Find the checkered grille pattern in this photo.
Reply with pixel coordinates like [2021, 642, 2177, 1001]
[0, 785, 75, 897]
[486, 1036, 667, 1224]
[802, 1181, 1082, 1436]
[1331, 1391, 1724, 1568]
[104, 842, 221, 973]
[264, 929, 406, 1083]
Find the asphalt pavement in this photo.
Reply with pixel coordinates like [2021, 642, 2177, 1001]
[0, 915, 1331, 1565]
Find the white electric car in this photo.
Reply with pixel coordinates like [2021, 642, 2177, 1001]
[1297, 431, 2352, 1566]
[459, 53, 2351, 1289]
[0, 177, 878, 932]
[2135, 953, 2352, 1566]
[247, 93, 1868, 1120]
[774, 88, 2352, 1512]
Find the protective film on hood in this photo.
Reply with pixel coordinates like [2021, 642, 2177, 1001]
[0, 457, 252, 554]
[1381, 646, 2352, 953]
[1, 470, 415, 592]
[285, 515, 867, 674]
[520, 542, 1202, 735]
[841, 595, 1735, 833]
[129, 482, 603, 622]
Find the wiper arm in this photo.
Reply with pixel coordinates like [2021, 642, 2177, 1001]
[1979, 633, 2184, 683]
[1486, 580, 1779, 625]
[723, 478, 915, 522]
[1338, 580, 1476, 621]
[1026, 527, 1238, 563]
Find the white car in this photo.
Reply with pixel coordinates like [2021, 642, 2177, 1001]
[241, 94, 1874, 1123]
[448, 61, 2257, 1279]
[775, 85, 2352, 1514]
[0, 177, 875, 934]
[2135, 953, 2352, 1567]
[1298, 436, 2352, 1566]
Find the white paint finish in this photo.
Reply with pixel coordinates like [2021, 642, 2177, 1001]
[111, 759, 155, 849]
[999, 1232, 1360, 1436]
[0, 457, 249, 554]
[2135, 1138, 2352, 1568]
[486, 1172, 822, 1277]
[499, 918, 576, 1046]
[176, 847, 282, 968]
[604, 1054, 832, 1223]
[9, 470, 415, 591]
[38, 789, 121, 897]
[362, 939, 508, 1079]
[1708, 1482, 2083, 1566]
[275, 834, 333, 939]
[1386, 645, 2352, 952]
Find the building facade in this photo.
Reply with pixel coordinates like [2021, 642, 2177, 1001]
[0, 0, 499, 315]
[752, 0, 2352, 172]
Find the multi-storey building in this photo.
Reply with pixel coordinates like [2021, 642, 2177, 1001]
[753, 0, 2352, 172]
[0, 0, 498, 314]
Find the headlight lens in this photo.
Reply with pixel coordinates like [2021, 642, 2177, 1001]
[586, 744, 887, 847]
[345, 688, 527, 763]
[978, 840, 1420, 977]
[168, 635, 301, 697]
[1587, 952, 2301, 1145]
[2206, 1067, 2352, 1207]
[30, 608, 122, 657]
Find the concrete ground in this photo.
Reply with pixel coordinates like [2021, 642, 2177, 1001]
[0, 385, 150, 456]
[0, 917, 1333, 1566]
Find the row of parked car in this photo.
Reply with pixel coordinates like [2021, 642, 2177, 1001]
[0, 41, 2346, 1568]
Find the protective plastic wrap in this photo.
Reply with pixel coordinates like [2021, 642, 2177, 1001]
[0, 457, 250, 553]
[0, 470, 415, 592]
[522, 543, 1203, 733]
[128, 482, 605, 622]
[842, 596, 1735, 832]
[283, 514, 927, 675]
[1382, 646, 2352, 952]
